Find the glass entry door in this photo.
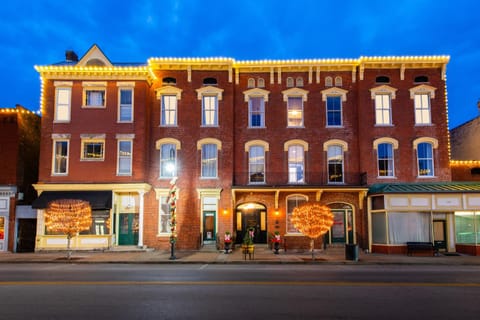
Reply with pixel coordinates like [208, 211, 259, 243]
[203, 211, 216, 242]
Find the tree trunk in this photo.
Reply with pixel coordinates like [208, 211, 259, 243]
[310, 238, 315, 260]
[67, 235, 72, 260]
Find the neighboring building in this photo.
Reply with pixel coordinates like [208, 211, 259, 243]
[32, 44, 480, 255]
[0, 105, 40, 252]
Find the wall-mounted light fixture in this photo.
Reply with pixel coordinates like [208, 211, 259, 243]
[223, 208, 228, 215]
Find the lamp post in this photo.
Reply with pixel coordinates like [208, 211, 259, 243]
[167, 167, 177, 260]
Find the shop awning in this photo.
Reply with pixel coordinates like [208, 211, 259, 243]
[369, 182, 480, 195]
[32, 191, 112, 209]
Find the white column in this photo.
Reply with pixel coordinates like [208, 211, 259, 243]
[137, 191, 145, 248]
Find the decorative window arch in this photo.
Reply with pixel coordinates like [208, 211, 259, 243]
[334, 76, 343, 87]
[413, 137, 438, 150]
[257, 78, 265, 88]
[373, 137, 399, 150]
[247, 78, 255, 88]
[373, 138, 398, 178]
[376, 76, 390, 83]
[156, 138, 181, 178]
[325, 76, 333, 87]
[286, 77, 294, 88]
[284, 139, 309, 151]
[296, 77, 304, 87]
[323, 139, 348, 152]
[410, 84, 436, 125]
[245, 140, 269, 152]
[413, 137, 437, 177]
[203, 77, 217, 85]
[414, 75, 429, 83]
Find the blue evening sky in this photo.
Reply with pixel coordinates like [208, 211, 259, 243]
[1, 0, 479, 129]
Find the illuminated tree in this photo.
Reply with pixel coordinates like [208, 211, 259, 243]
[291, 202, 334, 260]
[45, 199, 92, 259]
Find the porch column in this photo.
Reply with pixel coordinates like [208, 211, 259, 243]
[137, 191, 145, 248]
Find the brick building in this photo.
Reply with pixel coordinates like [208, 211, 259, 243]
[0, 105, 40, 252]
[32, 45, 480, 255]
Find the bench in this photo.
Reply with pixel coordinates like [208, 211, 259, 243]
[406, 242, 437, 256]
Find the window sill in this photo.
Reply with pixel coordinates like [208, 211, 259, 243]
[118, 120, 133, 124]
[326, 125, 344, 128]
[248, 126, 266, 129]
[80, 158, 105, 162]
[82, 105, 106, 109]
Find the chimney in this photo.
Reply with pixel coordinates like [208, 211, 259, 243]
[65, 50, 78, 62]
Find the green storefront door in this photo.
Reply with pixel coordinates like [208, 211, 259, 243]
[118, 213, 139, 245]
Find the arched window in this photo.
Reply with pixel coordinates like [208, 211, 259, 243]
[376, 76, 390, 83]
[327, 145, 344, 183]
[286, 77, 294, 88]
[325, 76, 333, 87]
[334, 76, 343, 87]
[414, 75, 429, 83]
[203, 77, 217, 85]
[257, 78, 265, 88]
[286, 195, 307, 233]
[247, 78, 255, 88]
[162, 77, 177, 85]
[296, 77, 304, 87]
[248, 145, 266, 183]
[288, 145, 305, 183]
[416, 142, 434, 177]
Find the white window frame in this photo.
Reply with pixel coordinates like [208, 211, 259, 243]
[51, 134, 70, 175]
[414, 137, 438, 177]
[324, 139, 348, 184]
[156, 86, 182, 127]
[410, 84, 436, 126]
[196, 86, 223, 127]
[286, 194, 308, 234]
[243, 88, 270, 129]
[54, 81, 72, 122]
[160, 143, 177, 178]
[156, 138, 181, 179]
[155, 189, 174, 236]
[117, 135, 133, 176]
[117, 82, 134, 123]
[326, 96, 343, 127]
[248, 145, 266, 184]
[197, 138, 221, 179]
[82, 82, 107, 108]
[370, 85, 397, 126]
[282, 88, 308, 128]
[373, 138, 399, 178]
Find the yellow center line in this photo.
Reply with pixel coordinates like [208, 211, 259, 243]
[0, 280, 479, 287]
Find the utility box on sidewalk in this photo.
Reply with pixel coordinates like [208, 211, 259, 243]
[345, 244, 359, 261]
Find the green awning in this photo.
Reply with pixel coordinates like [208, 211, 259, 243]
[369, 182, 480, 195]
[32, 191, 112, 209]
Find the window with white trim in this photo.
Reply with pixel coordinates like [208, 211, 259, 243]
[158, 193, 170, 235]
[202, 96, 218, 126]
[287, 97, 303, 127]
[327, 145, 344, 183]
[417, 142, 434, 177]
[414, 93, 431, 125]
[83, 82, 107, 108]
[117, 140, 132, 175]
[326, 96, 342, 126]
[201, 143, 218, 178]
[288, 145, 304, 183]
[286, 195, 307, 233]
[160, 143, 177, 178]
[118, 87, 133, 122]
[81, 135, 105, 161]
[52, 138, 69, 175]
[161, 95, 177, 126]
[249, 145, 265, 183]
[370, 85, 397, 126]
[377, 143, 394, 177]
[249, 97, 265, 128]
[54, 82, 72, 122]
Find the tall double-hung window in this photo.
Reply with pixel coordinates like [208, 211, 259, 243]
[117, 134, 134, 176]
[156, 86, 182, 127]
[321, 87, 348, 128]
[54, 81, 72, 122]
[156, 138, 181, 178]
[118, 82, 134, 122]
[246, 140, 268, 184]
[414, 137, 437, 177]
[52, 134, 70, 175]
[373, 138, 398, 178]
[198, 138, 221, 179]
[410, 84, 436, 125]
[285, 140, 308, 184]
[286, 195, 307, 233]
[282, 88, 308, 128]
[324, 140, 347, 184]
[370, 85, 397, 126]
[196, 86, 224, 127]
[243, 88, 269, 128]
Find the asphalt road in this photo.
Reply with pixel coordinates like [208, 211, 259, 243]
[0, 264, 478, 320]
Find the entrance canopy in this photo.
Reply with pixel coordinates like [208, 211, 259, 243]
[32, 191, 112, 210]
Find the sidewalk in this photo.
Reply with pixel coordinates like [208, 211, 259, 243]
[1, 245, 480, 265]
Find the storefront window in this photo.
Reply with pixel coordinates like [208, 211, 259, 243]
[455, 211, 479, 244]
[371, 213, 387, 244]
[388, 212, 430, 244]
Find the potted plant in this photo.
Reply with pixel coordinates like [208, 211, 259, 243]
[272, 231, 281, 254]
[242, 227, 255, 254]
[224, 231, 232, 254]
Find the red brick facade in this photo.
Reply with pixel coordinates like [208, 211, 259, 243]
[33, 45, 453, 252]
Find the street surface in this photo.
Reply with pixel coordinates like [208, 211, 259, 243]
[0, 264, 478, 319]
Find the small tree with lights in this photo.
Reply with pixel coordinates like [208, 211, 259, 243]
[45, 199, 92, 260]
[291, 202, 334, 260]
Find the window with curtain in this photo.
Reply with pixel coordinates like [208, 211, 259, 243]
[82, 141, 104, 160]
[286, 195, 307, 233]
[287, 97, 303, 127]
[119, 88, 133, 122]
[249, 145, 265, 183]
[417, 142, 434, 176]
[328, 145, 343, 183]
[288, 145, 304, 183]
[53, 140, 69, 174]
[202, 96, 218, 126]
[85, 89, 105, 107]
[377, 143, 394, 177]
[388, 212, 431, 244]
[326, 96, 342, 126]
[249, 97, 265, 127]
[375, 94, 392, 125]
[161, 95, 177, 126]
[117, 140, 132, 175]
[55, 87, 71, 122]
[201, 144, 218, 178]
[414, 93, 431, 125]
[160, 143, 176, 177]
